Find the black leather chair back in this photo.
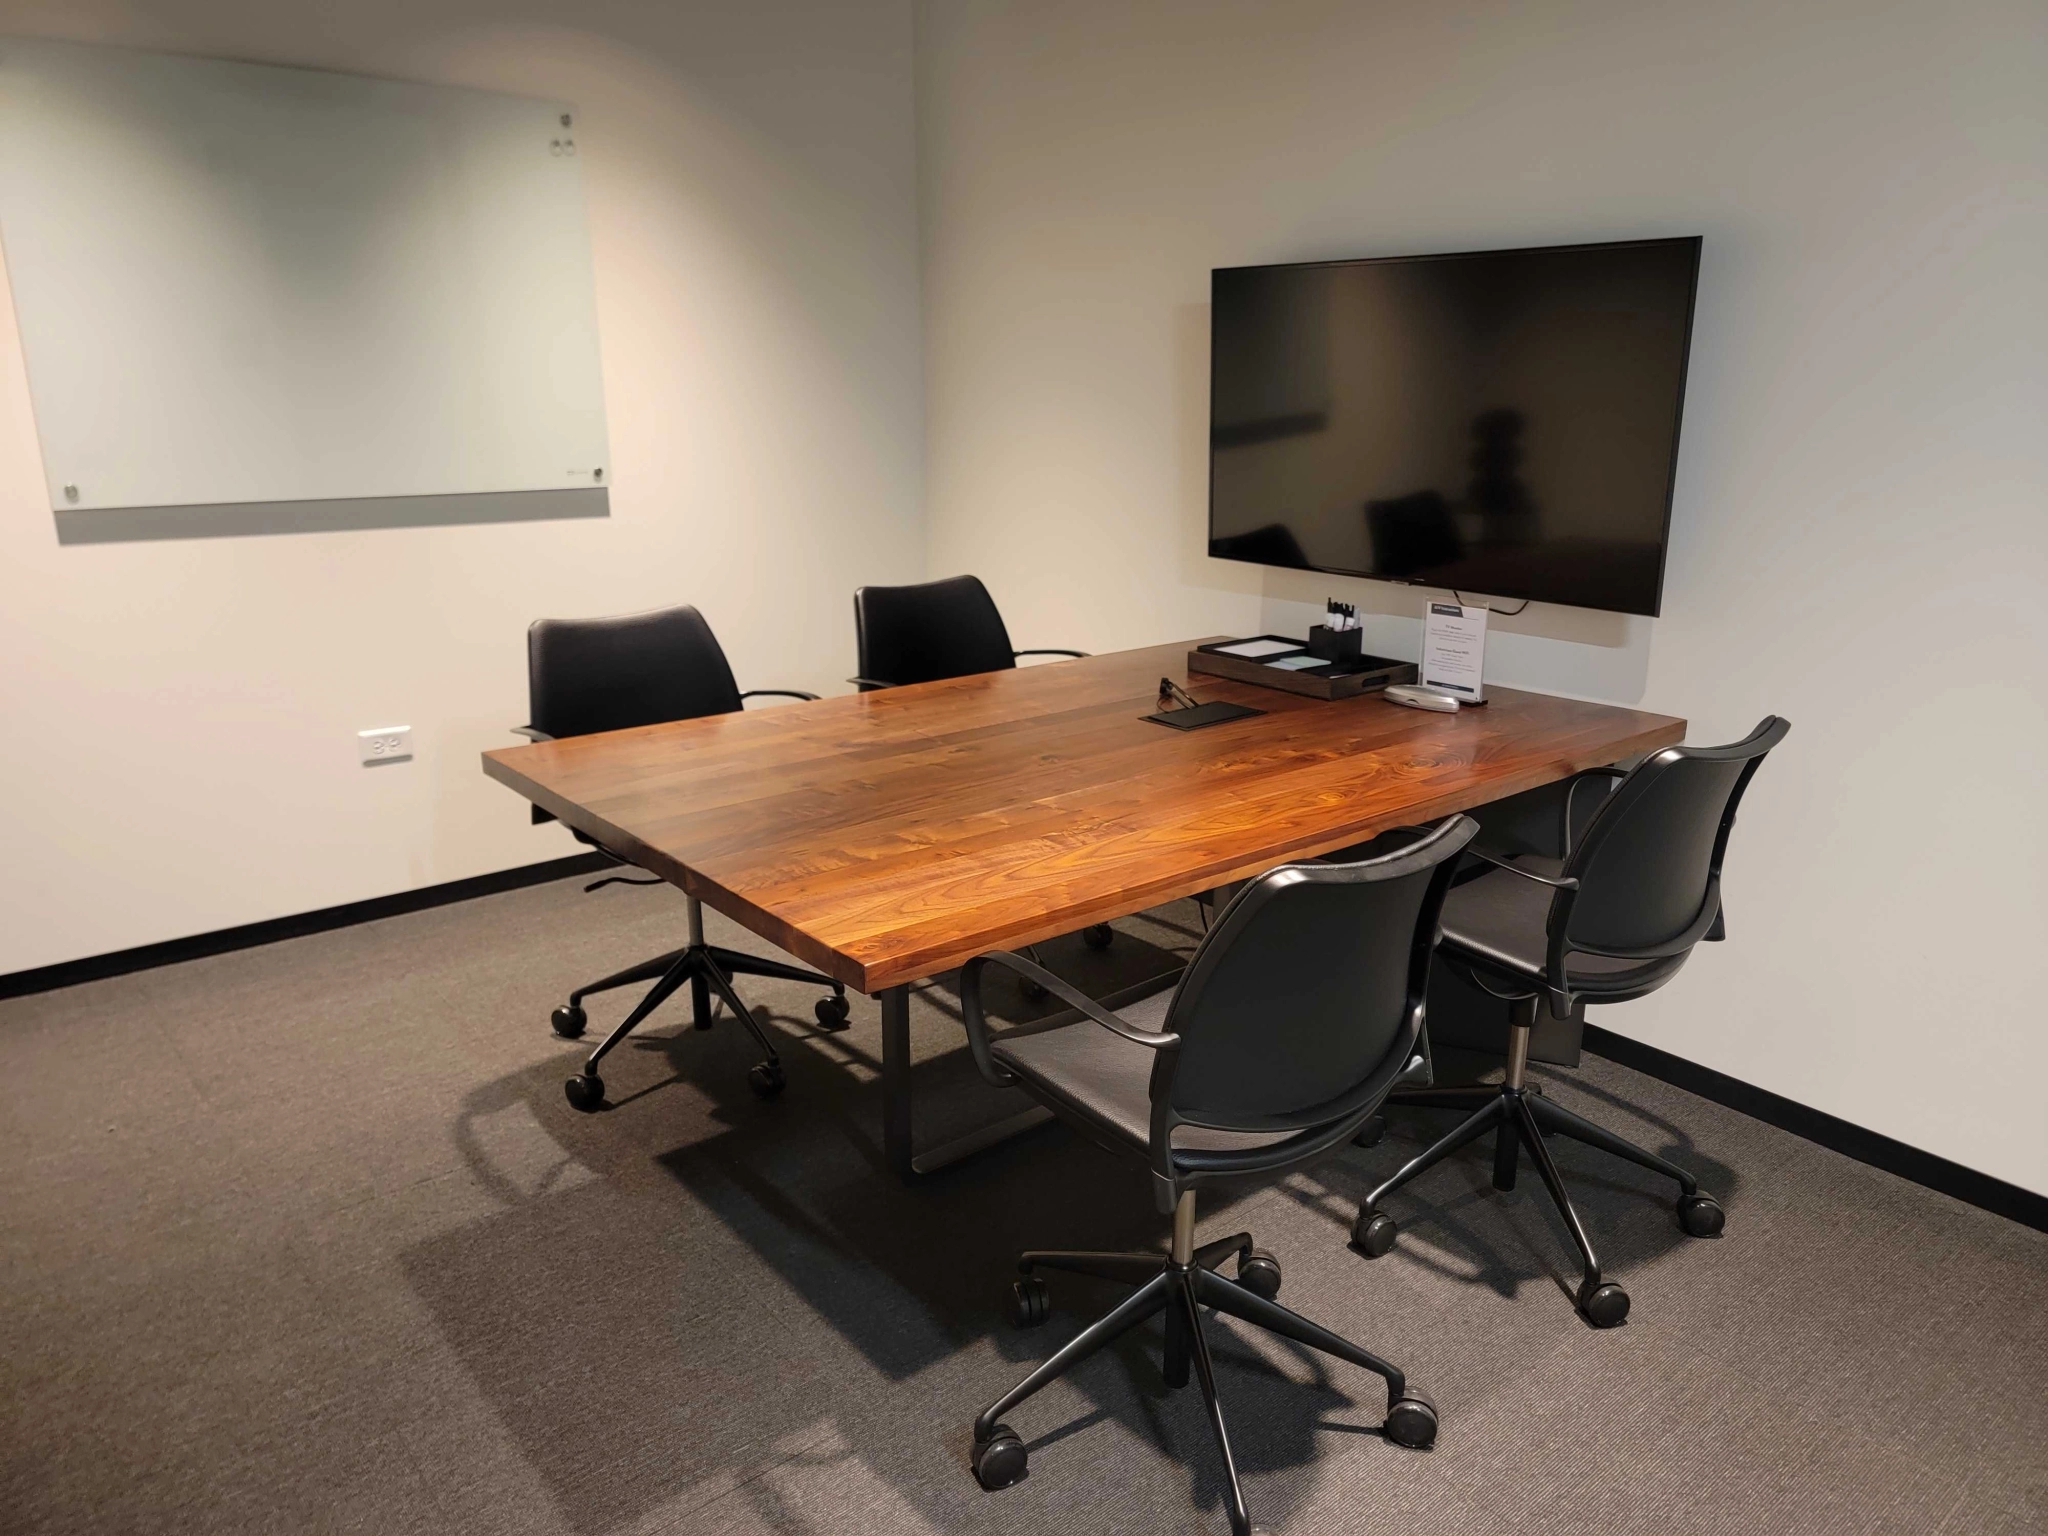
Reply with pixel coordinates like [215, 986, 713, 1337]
[1560, 716, 1790, 960]
[1156, 817, 1475, 1137]
[528, 605, 743, 740]
[854, 575, 1016, 687]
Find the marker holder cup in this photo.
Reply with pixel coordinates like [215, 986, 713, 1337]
[1307, 624, 1363, 662]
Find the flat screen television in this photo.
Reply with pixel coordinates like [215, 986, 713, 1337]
[1208, 237, 1700, 617]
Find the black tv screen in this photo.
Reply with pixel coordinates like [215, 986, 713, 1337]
[1208, 237, 1700, 617]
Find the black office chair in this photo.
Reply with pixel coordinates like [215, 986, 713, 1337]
[958, 816, 1479, 1536]
[851, 573, 1113, 959]
[515, 605, 850, 1110]
[1352, 717, 1790, 1327]
[850, 573, 1087, 690]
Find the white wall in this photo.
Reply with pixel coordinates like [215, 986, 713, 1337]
[916, 0, 2048, 1191]
[0, 0, 924, 972]
[5, 0, 2043, 1195]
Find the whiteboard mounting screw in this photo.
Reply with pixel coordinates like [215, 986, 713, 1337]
[593, 468, 603, 481]
[560, 113, 572, 127]
[63, 484, 78, 502]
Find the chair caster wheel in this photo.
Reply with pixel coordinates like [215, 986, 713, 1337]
[1352, 1112, 1387, 1148]
[551, 1004, 587, 1039]
[1578, 1281, 1630, 1328]
[564, 1073, 604, 1112]
[1011, 1275, 1051, 1328]
[1384, 1389, 1438, 1449]
[971, 1425, 1027, 1490]
[1235, 1249, 1282, 1301]
[1083, 923, 1114, 949]
[813, 995, 851, 1031]
[1677, 1193, 1724, 1238]
[1352, 1211, 1398, 1258]
[748, 1062, 786, 1099]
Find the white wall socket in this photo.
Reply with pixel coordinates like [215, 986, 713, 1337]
[357, 725, 412, 765]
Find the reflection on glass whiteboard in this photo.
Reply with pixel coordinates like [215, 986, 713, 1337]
[0, 39, 609, 519]
[1214, 638, 1300, 658]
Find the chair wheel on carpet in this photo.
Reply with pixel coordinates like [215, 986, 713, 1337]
[1235, 1248, 1282, 1301]
[1011, 1275, 1051, 1328]
[1352, 1112, 1387, 1148]
[1083, 923, 1114, 949]
[551, 1004, 587, 1039]
[813, 994, 852, 1031]
[1677, 1193, 1725, 1238]
[748, 1062, 786, 1099]
[564, 1073, 604, 1112]
[1578, 1280, 1630, 1328]
[971, 1425, 1027, 1490]
[1352, 1211, 1398, 1257]
[1384, 1389, 1438, 1449]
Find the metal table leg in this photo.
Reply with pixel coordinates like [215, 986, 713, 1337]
[882, 985, 914, 1179]
[879, 979, 1054, 1180]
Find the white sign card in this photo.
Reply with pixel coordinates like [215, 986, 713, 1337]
[1420, 601, 1488, 702]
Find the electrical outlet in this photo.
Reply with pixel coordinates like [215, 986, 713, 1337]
[357, 726, 412, 765]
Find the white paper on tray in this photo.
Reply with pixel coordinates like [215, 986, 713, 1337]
[1214, 638, 1300, 658]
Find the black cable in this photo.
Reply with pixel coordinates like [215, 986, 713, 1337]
[1453, 589, 1530, 616]
[584, 873, 663, 892]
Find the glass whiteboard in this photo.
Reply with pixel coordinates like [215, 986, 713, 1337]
[0, 39, 610, 538]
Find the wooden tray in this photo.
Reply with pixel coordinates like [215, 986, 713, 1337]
[1189, 637, 1417, 700]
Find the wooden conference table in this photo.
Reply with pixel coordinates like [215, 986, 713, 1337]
[482, 640, 1684, 1178]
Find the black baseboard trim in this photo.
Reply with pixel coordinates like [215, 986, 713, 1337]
[1582, 1023, 2047, 1234]
[0, 852, 612, 1002]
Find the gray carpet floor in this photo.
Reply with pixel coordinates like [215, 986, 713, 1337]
[2, 873, 2044, 1536]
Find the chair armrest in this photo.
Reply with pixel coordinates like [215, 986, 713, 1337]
[1561, 765, 1629, 854]
[1463, 846, 1579, 890]
[848, 677, 896, 692]
[741, 688, 820, 703]
[960, 950, 1177, 1087]
[509, 725, 554, 742]
[1012, 648, 1088, 661]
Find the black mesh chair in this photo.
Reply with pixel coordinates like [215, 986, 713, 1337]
[516, 605, 849, 1110]
[852, 573, 1112, 959]
[1352, 717, 1790, 1327]
[958, 816, 1479, 1536]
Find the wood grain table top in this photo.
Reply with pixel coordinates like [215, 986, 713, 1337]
[482, 640, 1685, 992]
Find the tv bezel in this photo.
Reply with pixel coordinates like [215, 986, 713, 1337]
[1206, 235, 1703, 619]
